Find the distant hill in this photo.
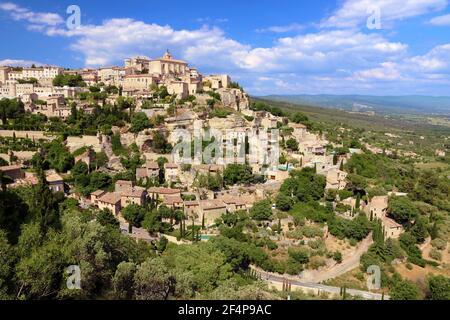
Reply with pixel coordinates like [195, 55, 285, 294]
[259, 95, 450, 115]
[251, 97, 450, 134]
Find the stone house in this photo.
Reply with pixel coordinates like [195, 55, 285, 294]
[115, 180, 134, 193]
[0, 165, 25, 181]
[326, 168, 348, 190]
[199, 200, 227, 226]
[120, 186, 147, 208]
[184, 201, 200, 217]
[46, 173, 64, 193]
[364, 196, 388, 220]
[163, 195, 184, 210]
[218, 195, 247, 213]
[148, 187, 181, 202]
[164, 163, 179, 182]
[382, 217, 403, 239]
[97, 192, 122, 216]
[91, 190, 106, 205]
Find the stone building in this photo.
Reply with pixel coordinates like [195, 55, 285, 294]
[148, 51, 188, 76]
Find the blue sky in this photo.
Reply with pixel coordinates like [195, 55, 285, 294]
[1, 0, 450, 95]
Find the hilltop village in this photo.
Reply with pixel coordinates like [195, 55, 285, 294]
[0, 52, 449, 300]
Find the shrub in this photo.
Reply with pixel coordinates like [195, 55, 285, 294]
[429, 248, 442, 261]
[431, 238, 447, 250]
[288, 247, 310, 264]
[300, 225, 324, 238]
[309, 256, 327, 270]
[333, 251, 343, 263]
[427, 275, 450, 300]
[286, 229, 303, 240]
[285, 259, 303, 275]
[308, 239, 325, 250]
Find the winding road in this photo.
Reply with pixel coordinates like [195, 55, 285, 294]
[253, 267, 388, 300]
[302, 233, 374, 283]
[250, 233, 389, 300]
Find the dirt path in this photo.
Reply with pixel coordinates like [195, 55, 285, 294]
[302, 233, 373, 283]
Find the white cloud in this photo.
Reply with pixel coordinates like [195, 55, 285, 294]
[0, 2, 63, 26]
[236, 29, 407, 73]
[352, 62, 403, 81]
[430, 13, 450, 25]
[255, 23, 304, 33]
[0, 59, 42, 67]
[407, 44, 450, 72]
[1, 1, 450, 95]
[322, 0, 448, 28]
[42, 21, 407, 78]
[44, 19, 250, 69]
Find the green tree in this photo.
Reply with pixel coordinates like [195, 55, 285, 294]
[427, 275, 450, 300]
[275, 193, 294, 212]
[285, 138, 299, 151]
[0, 188, 29, 243]
[29, 169, 64, 233]
[152, 132, 172, 154]
[390, 278, 420, 300]
[112, 261, 137, 299]
[15, 235, 64, 299]
[223, 164, 255, 186]
[290, 112, 309, 124]
[96, 208, 119, 229]
[130, 112, 151, 134]
[0, 229, 14, 298]
[388, 196, 418, 225]
[288, 247, 310, 264]
[410, 215, 428, 244]
[279, 168, 326, 203]
[52, 74, 85, 87]
[133, 258, 175, 300]
[122, 204, 146, 233]
[250, 200, 272, 221]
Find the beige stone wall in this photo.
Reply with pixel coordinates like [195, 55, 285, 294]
[201, 208, 226, 225]
[121, 196, 144, 208]
[0, 130, 54, 140]
[123, 75, 155, 91]
[16, 83, 34, 95]
[98, 201, 121, 216]
[66, 135, 102, 153]
[0, 67, 9, 84]
[166, 82, 188, 99]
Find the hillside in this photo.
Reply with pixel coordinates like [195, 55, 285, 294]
[261, 95, 450, 116]
[251, 97, 450, 135]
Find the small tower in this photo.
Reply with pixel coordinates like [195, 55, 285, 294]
[163, 49, 173, 60]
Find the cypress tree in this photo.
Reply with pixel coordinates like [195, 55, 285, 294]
[430, 221, 439, 240]
[191, 216, 195, 241]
